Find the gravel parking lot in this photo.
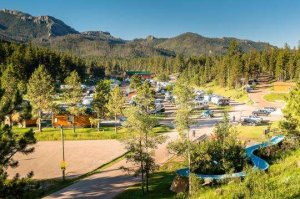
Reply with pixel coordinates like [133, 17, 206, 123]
[7, 140, 126, 179]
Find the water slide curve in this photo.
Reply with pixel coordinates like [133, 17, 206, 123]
[176, 135, 285, 180]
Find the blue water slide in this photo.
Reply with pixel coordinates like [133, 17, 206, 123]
[176, 135, 285, 180]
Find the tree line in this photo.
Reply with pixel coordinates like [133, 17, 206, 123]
[0, 40, 88, 83]
[94, 42, 300, 88]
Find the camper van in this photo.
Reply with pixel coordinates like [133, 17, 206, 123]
[211, 95, 230, 106]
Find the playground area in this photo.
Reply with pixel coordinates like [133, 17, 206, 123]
[175, 135, 285, 182]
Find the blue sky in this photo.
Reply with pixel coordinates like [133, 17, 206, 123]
[1, 0, 300, 47]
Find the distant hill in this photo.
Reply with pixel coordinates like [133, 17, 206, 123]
[0, 9, 273, 57]
[154, 32, 270, 55]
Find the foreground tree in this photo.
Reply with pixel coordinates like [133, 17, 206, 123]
[280, 82, 300, 148]
[106, 86, 124, 133]
[63, 71, 85, 133]
[122, 106, 165, 193]
[0, 126, 36, 198]
[27, 65, 55, 132]
[0, 64, 23, 123]
[0, 74, 37, 198]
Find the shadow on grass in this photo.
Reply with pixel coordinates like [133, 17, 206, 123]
[115, 171, 176, 199]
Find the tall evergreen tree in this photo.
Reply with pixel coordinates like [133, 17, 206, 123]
[27, 65, 55, 132]
[123, 106, 165, 193]
[106, 86, 124, 133]
[63, 71, 84, 133]
[93, 79, 111, 119]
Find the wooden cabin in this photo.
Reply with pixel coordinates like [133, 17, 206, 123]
[53, 114, 92, 128]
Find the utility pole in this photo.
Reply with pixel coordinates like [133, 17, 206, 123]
[60, 125, 66, 181]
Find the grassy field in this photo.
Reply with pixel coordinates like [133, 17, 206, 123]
[236, 122, 280, 142]
[12, 125, 171, 141]
[263, 92, 288, 102]
[197, 83, 251, 104]
[115, 159, 183, 199]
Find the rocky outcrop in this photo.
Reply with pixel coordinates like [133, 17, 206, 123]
[0, 9, 79, 41]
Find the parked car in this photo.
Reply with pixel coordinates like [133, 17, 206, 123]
[201, 110, 214, 118]
[148, 107, 165, 114]
[249, 115, 263, 123]
[252, 109, 270, 116]
[264, 107, 276, 112]
[242, 115, 263, 125]
[242, 117, 260, 126]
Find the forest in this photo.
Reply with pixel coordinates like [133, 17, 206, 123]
[99, 41, 300, 88]
[1, 40, 300, 89]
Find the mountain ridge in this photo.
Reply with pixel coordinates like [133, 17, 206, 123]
[0, 9, 274, 57]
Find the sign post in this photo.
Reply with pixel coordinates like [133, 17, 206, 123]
[60, 125, 66, 181]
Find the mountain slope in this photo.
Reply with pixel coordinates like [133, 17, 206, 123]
[0, 9, 273, 57]
[154, 32, 269, 55]
[0, 9, 78, 42]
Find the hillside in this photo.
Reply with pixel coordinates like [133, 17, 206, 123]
[0, 9, 273, 58]
[0, 9, 78, 42]
[154, 32, 269, 55]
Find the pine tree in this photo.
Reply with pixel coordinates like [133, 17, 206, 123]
[63, 71, 85, 133]
[93, 79, 111, 119]
[135, 81, 155, 113]
[27, 65, 55, 132]
[122, 106, 165, 193]
[0, 64, 22, 122]
[106, 86, 124, 133]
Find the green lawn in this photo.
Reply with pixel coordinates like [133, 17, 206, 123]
[12, 125, 171, 141]
[263, 92, 288, 102]
[237, 125, 269, 142]
[236, 122, 280, 142]
[115, 160, 183, 199]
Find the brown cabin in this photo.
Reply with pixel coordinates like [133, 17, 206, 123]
[53, 114, 93, 128]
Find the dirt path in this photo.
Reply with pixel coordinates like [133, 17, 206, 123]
[248, 75, 285, 109]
